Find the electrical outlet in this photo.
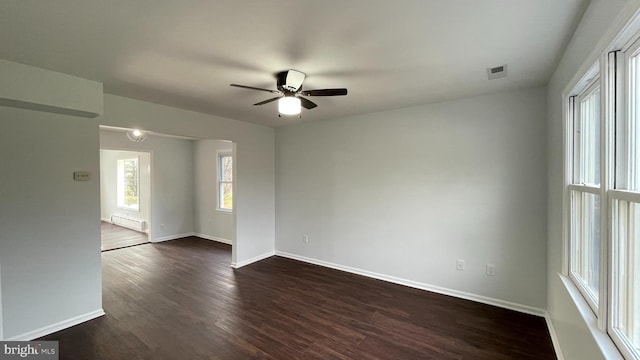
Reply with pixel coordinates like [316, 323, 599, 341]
[486, 264, 496, 276]
[456, 259, 465, 271]
[303, 234, 309, 243]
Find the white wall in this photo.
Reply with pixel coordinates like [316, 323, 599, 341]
[99, 94, 275, 266]
[100, 149, 151, 230]
[0, 106, 102, 339]
[275, 87, 548, 310]
[194, 140, 234, 243]
[100, 130, 194, 241]
[546, 1, 634, 359]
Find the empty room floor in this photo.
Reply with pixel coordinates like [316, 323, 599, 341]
[101, 221, 149, 251]
[41, 238, 556, 359]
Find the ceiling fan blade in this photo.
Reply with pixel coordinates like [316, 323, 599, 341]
[299, 96, 318, 109]
[254, 97, 281, 106]
[230, 84, 280, 94]
[300, 88, 348, 96]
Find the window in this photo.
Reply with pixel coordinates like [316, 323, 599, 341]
[117, 158, 139, 211]
[568, 78, 602, 312]
[565, 36, 640, 359]
[609, 38, 640, 358]
[218, 153, 232, 211]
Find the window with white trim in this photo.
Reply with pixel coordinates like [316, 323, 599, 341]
[117, 157, 139, 211]
[217, 153, 232, 211]
[609, 37, 640, 358]
[565, 35, 640, 359]
[568, 75, 602, 313]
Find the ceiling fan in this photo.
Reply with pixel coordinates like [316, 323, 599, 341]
[230, 70, 348, 116]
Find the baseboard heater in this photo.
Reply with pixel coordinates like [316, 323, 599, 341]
[110, 214, 146, 233]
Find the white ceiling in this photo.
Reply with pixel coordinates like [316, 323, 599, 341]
[0, 1, 587, 127]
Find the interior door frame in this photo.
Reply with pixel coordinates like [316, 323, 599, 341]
[99, 147, 153, 243]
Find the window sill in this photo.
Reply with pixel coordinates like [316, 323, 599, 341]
[216, 209, 232, 214]
[117, 206, 139, 212]
[559, 274, 624, 360]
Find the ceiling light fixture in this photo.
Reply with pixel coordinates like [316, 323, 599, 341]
[278, 96, 301, 116]
[126, 129, 146, 143]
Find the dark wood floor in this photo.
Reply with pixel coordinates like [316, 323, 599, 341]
[101, 221, 149, 251]
[41, 237, 556, 359]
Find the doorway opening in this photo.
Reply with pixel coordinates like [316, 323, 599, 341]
[99, 149, 151, 251]
[98, 126, 236, 261]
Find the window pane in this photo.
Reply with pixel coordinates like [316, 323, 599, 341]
[116, 158, 139, 210]
[612, 200, 640, 355]
[224, 183, 232, 209]
[123, 159, 138, 207]
[221, 156, 232, 182]
[575, 88, 601, 185]
[220, 183, 232, 210]
[626, 54, 640, 191]
[570, 190, 600, 304]
[217, 154, 233, 211]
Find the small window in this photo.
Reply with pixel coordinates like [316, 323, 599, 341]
[218, 153, 232, 211]
[117, 158, 139, 211]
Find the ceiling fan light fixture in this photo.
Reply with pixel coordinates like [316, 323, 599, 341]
[278, 96, 301, 115]
[231, 69, 347, 116]
[126, 129, 147, 143]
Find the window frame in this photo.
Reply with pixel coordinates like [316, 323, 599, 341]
[567, 72, 604, 316]
[217, 151, 233, 213]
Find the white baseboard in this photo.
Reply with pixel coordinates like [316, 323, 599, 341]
[100, 217, 111, 223]
[231, 250, 275, 269]
[193, 233, 232, 245]
[545, 313, 564, 360]
[152, 232, 195, 243]
[275, 251, 546, 317]
[6, 309, 105, 341]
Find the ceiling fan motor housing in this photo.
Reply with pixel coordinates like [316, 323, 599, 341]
[277, 70, 305, 92]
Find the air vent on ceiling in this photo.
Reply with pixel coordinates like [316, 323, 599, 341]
[487, 64, 507, 80]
